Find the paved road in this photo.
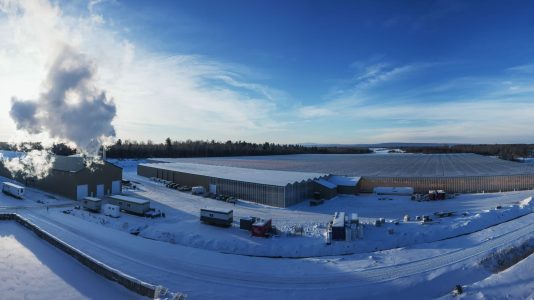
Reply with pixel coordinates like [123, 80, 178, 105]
[19, 209, 534, 294]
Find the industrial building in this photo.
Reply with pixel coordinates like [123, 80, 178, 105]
[150, 154, 534, 194]
[0, 155, 122, 200]
[138, 162, 335, 207]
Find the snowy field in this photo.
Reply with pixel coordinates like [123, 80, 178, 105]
[0, 222, 142, 299]
[452, 253, 534, 299]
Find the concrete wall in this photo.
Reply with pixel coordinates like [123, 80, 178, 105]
[359, 174, 534, 193]
[0, 213, 185, 299]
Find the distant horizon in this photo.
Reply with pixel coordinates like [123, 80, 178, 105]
[2, 1, 534, 149]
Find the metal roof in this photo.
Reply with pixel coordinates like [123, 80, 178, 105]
[314, 178, 337, 189]
[151, 153, 534, 178]
[140, 162, 329, 186]
[53, 156, 86, 172]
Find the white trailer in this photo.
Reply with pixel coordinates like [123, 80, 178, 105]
[108, 195, 150, 215]
[2, 182, 24, 199]
[373, 186, 414, 196]
[103, 204, 120, 218]
[82, 196, 102, 212]
[192, 186, 205, 195]
[200, 208, 233, 227]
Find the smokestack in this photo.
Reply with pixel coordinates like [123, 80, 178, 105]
[102, 146, 106, 161]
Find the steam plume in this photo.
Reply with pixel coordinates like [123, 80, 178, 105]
[9, 46, 117, 156]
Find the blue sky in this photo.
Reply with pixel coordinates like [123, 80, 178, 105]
[2, 0, 534, 145]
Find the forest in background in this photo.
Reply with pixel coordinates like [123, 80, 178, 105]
[2, 140, 534, 161]
[0, 139, 372, 158]
[400, 144, 534, 161]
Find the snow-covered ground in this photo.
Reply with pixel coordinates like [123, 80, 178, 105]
[1, 158, 533, 299]
[0, 222, 142, 299]
[457, 253, 534, 299]
[86, 159, 534, 257]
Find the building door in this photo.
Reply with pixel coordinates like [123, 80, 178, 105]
[96, 184, 104, 198]
[111, 180, 121, 194]
[76, 184, 88, 200]
[209, 184, 217, 194]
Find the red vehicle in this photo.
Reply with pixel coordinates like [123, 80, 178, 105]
[251, 219, 272, 237]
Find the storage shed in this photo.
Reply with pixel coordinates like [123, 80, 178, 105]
[82, 196, 102, 212]
[331, 212, 346, 241]
[107, 195, 150, 215]
[200, 208, 233, 227]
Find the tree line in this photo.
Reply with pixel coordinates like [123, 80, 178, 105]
[0, 139, 372, 158]
[400, 144, 534, 161]
[105, 139, 372, 158]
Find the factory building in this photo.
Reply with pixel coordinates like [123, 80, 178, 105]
[0, 155, 122, 200]
[138, 162, 332, 207]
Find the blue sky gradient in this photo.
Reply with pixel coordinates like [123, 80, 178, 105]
[2, 0, 534, 144]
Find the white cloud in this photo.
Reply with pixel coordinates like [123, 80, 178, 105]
[0, 0, 289, 144]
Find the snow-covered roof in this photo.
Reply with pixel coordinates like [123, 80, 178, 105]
[332, 212, 345, 227]
[314, 178, 337, 189]
[152, 153, 534, 178]
[109, 194, 150, 205]
[84, 196, 101, 202]
[327, 175, 361, 186]
[2, 182, 24, 189]
[140, 162, 329, 186]
[53, 156, 86, 172]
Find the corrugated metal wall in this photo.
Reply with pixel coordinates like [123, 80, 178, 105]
[359, 174, 534, 193]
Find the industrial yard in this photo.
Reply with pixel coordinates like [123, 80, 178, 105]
[1, 154, 534, 299]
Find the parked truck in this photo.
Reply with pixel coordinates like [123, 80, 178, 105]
[192, 186, 205, 195]
[2, 182, 24, 199]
